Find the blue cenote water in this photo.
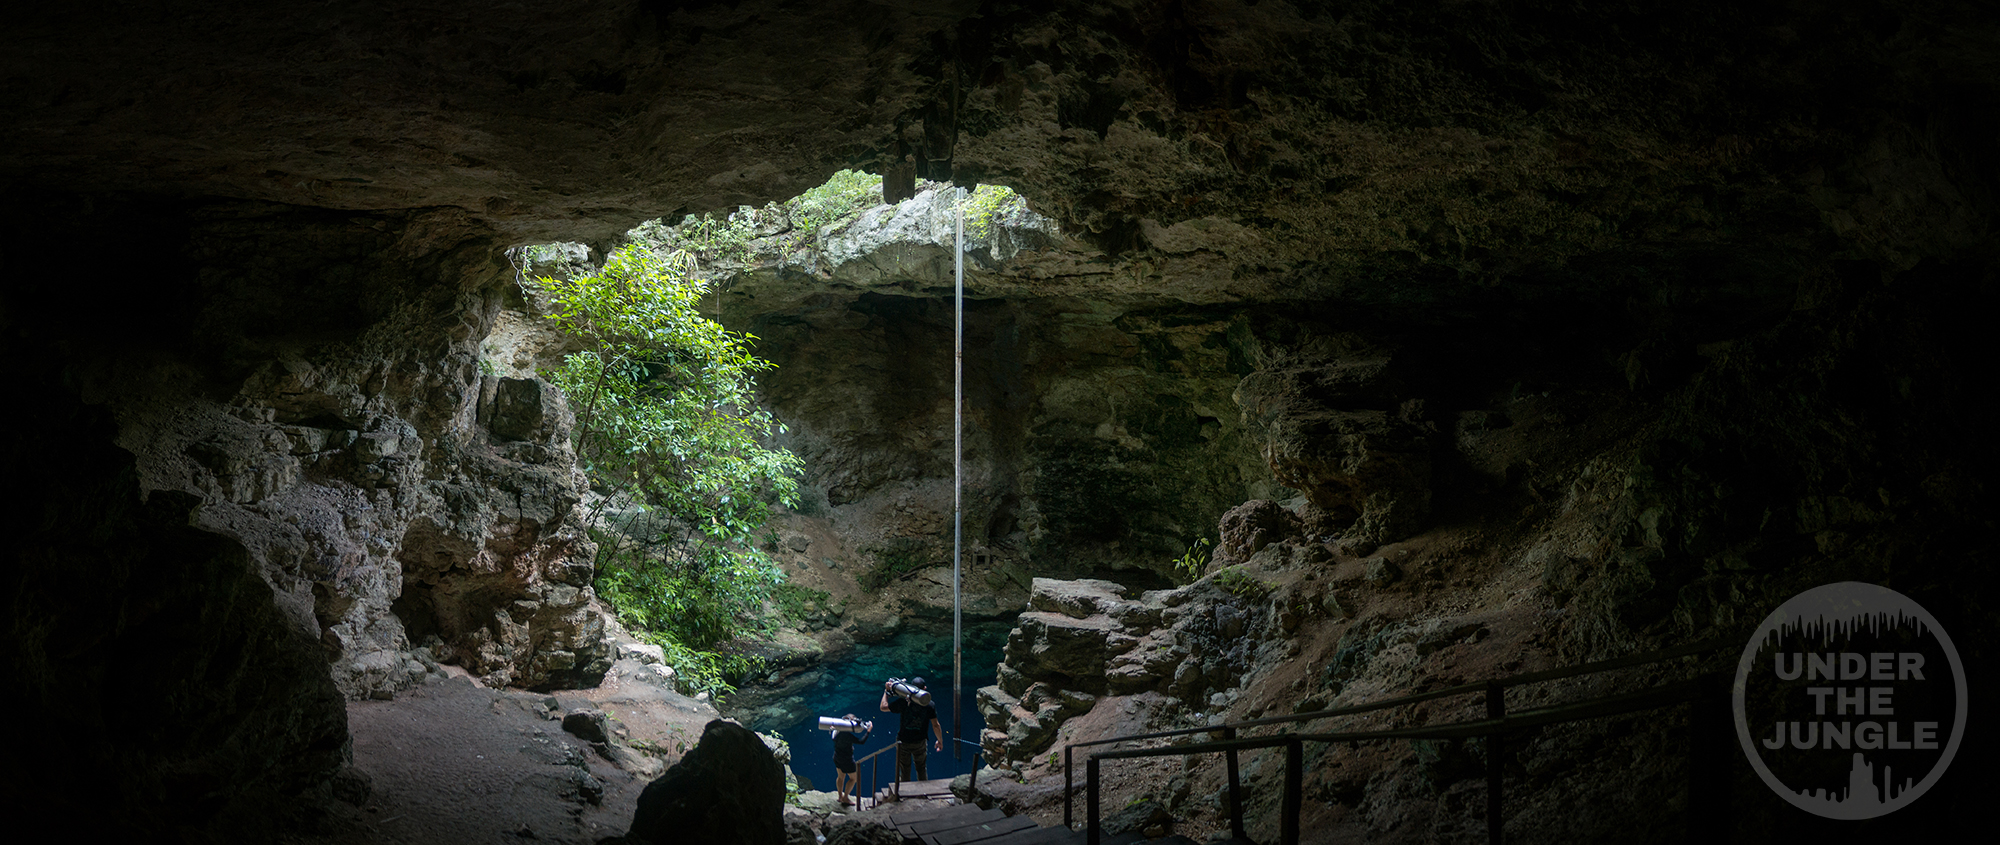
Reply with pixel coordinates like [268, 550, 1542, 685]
[775, 623, 1008, 794]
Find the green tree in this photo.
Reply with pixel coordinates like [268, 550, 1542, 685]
[526, 243, 802, 690]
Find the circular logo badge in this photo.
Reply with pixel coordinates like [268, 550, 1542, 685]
[1732, 582, 1966, 819]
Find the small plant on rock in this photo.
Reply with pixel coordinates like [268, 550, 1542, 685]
[960, 183, 1019, 240]
[1171, 537, 1212, 584]
[1213, 565, 1271, 600]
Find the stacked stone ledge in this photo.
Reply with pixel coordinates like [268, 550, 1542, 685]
[981, 576, 1275, 766]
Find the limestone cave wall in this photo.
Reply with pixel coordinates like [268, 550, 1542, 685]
[4, 0, 1997, 840]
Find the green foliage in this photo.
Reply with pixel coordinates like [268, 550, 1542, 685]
[530, 243, 801, 541]
[593, 537, 777, 649]
[1171, 537, 1211, 583]
[960, 184, 1018, 240]
[786, 169, 881, 246]
[674, 213, 759, 266]
[591, 531, 772, 696]
[857, 536, 936, 591]
[662, 641, 764, 698]
[522, 243, 567, 264]
[772, 581, 831, 621]
[528, 241, 801, 696]
[1213, 565, 1272, 600]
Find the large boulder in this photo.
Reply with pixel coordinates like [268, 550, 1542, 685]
[1214, 500, 1302, 566]
[1002, 611, 1125, 694]
[823, 817, 904, 845]
[626, 720, 787, 845]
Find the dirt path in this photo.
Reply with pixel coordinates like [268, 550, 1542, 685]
[286, 661, 727, 845]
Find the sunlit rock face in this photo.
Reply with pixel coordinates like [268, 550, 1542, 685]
[4, 0, 1997, 840]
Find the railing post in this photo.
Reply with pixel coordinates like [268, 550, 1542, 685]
[1283, 738, 1303, 845]
[1064, 744, 1073, 830]
[1224, 727, 1245, 842]
[1486, 680, 1505, 845]
[1087, 755, 1101, 845]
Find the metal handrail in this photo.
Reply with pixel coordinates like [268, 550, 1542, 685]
[853, 737, 987, 810]
[1088, 677, 1710, 760]
[1062, 638, 1732, 842]
[954, 737, 985, 798]
[854, 743, 897, 810]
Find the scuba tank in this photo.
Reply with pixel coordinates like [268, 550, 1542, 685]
[886, 678, 934, 706]
[819, 716, 872, 733]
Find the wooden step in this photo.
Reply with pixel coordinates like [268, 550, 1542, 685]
[979, 826, 1082, 845]
[875, 777, 958, 804]
[991, 833, 1143, 845]
[887, 778, 957, 797]
[883, 801, 979, 827]
[901, 807, 1005, 838]
[922, 814, 1038, 845]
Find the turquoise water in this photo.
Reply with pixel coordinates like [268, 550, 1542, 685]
[776, 624, 1008, 794]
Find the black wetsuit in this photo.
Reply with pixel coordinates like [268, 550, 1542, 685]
[886, 697, 937, 780]
[834, 729, 865, 773]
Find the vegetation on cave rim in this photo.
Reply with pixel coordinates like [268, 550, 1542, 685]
[959, 182, 1017, 240]
[525, 241, 804, 696]
[626, 169, 1023, 280]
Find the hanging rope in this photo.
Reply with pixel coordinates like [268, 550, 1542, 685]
[952, 189, 965, 760]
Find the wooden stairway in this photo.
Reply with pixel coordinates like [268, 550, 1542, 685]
[877, 802, 1252, 845]
[871, 777, 958, 806]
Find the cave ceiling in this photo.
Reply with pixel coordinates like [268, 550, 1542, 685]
[8, 0, 1993, 312]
